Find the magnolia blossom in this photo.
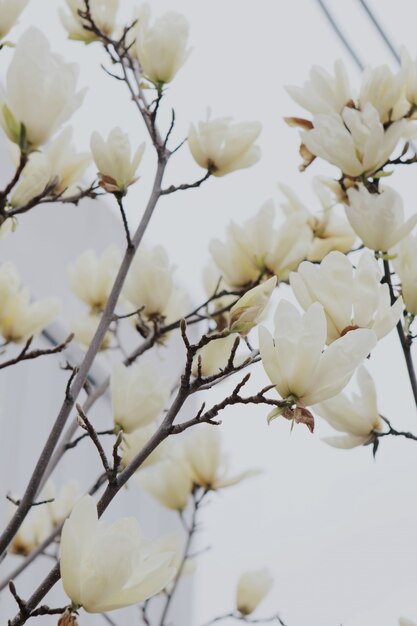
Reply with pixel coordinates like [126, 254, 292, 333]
[202, 264, 235, 325]
[60, 0, 118, 42]
[210, 202, 275, 287]
[91, 127, 145, 193]
[290, 251, 403, 344]
[0, 279, 60, 343]
[359, 64, 407, 123]
[45, 127, 90, 195]
[192, 333, 240, 377]
[394, 233, 417, 315]
[401, 48, 417, 111]
[265, 213, 312, 280]
[72, 313, 111, 351]
[123, 245, 174, 319]
[236, 569, 273, 615]
[68, 246, 121, 312]
[301, 104, 409, 177]
[188, 114, 261, 177]
[346, 185, 417, 252]
[259, 301, 377, 424]
[60, 495, 177, 612]
[228, 277, 277, 335]
[138, 459, 193, 510]
[182, 425, 258, 491]
[279, 180, 356, 261]
[111, 362, 169, 433]
[286, 60, 352, 115]
[0, 0, 28, 39]
[10, 153, 52, 208]
[1, 28, 84, 147]
[10, 504, 51, 556]
[135, 5, 190, 84]
[120, 425, 172, 470]
[41, 480, 79, 527]
[314, 366, 382, 449]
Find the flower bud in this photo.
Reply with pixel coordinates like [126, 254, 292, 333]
[91, 127, 145, 193]
[188, 114, 261, 177]
[229, 277, 277, 335]
[236, 569, 273, 615]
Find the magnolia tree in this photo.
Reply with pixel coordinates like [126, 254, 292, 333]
[0, 1, 417, 626]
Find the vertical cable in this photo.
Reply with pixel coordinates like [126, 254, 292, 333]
[315, 0, 364, 71]
[356, 0, 400, 64]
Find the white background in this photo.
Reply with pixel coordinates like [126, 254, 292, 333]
[1, 1, 417, 626]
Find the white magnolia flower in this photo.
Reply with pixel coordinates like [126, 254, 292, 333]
[400, 48, 417, 110]
[60, 495, 177, 612]
[346, 185, 417, 252]
[72, 313, 111, 351]
[0, 0, 28, 39]
[138, 459, 193, 511]
[0, 284, 60, 343]
[91, 127, 145, 193]
[192, 333, 240, 377]
[210, 202, 275, 287]
[111, 362, 169, 433]
[188, 114, 261, 177]
[290, 251, 403, 344]
[265, 213, 312, 280]
[229, 277, 277, 335]
[123, 245, 175, 319]
[68, 245, 121, 312]
[259, 300, 377, 412]
[359, 64, 407, 123]
[41, 480, 79, 527]
[1, 28, 85, 148]
[315, 366, 382, 448]
[302, 104, 409, 177]
[0, 263, 19, 308]
[45, 127, 90, 195]
[60, 0, 118, 42]
[10, 503, 51, 556]
[120, 424, 172, 470]
[286, 60, 352, 115]
[182, 425, 259, 491]
[135, 4, 190, 85]
[279, 180, 356, 261]
[236, 569, 273, 616]
[393, 233, 417, 316]
[10, 153, 52, 208]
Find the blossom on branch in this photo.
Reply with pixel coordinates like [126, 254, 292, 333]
[0, 28, 85, 148]
[10, 153, 52, 208]
[394, 233, 417, 316]
[111, 362, 169, 433]
[60, 0, 118, 42]
[68, 245, 121, 312]
[91, 127, 145, 194]
[228, 277, 277, 335]
[314, 366, 382, 449]
[192, 333, 240, 377]
[301, 104, 409, 178]
[60, 495, 177, 613]
[236, 569, 273, 615]
[0, 263, 60, 342]
[345, 185, 417, 252]
[188, 114, 261, 177]
[138, 459, 193, 511]
[259, 301, 377, 427]
[135, 4, 190, 85]
[290, 251, 403, 344]
[286, 60, 352, 115]
[0, 0, 29, 40]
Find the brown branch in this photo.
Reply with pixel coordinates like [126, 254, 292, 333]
[0, 334, 73, 371]
[160, 171, 211, 195]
